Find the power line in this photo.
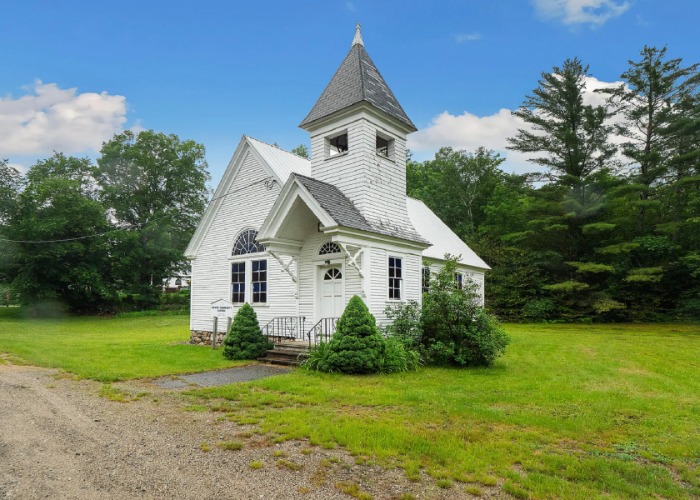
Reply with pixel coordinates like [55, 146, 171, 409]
[0, 176, 277, 244]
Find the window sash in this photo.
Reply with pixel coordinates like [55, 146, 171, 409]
[231, 262, 246, 303]
[388, 257, 402, 300]
[422, 266, 430, 293]
[251, 259, 267, 304]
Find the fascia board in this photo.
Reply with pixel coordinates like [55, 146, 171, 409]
[258, 178, 336, 242]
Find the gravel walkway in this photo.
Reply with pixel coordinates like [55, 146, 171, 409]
[152, 364, 291, 389]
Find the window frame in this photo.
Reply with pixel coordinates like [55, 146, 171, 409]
[375, 130, 395, 161]
[251, 259, 268, 304]
[388, 256, 403, 301]
[326, 130, 349, 159]
[231, 261, 246, 304]
[455, 272, 464, 290]
[229, 229, 268, 306]
[421, 266, 430, 294]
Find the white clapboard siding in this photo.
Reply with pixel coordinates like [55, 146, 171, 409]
[423, 261, 486, 306]
[190, 150, 296, 332]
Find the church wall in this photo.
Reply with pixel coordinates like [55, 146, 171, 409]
[368, 245, 422, 326]
[189, 149, 297, 336]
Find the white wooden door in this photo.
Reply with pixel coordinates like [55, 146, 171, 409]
[320, 267, 344, 318]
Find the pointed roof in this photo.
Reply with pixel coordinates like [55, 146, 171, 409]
[299, 25, 416, 131]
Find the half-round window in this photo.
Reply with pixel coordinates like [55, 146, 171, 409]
[232, 229, 266, 256]
[324, 268, 342, 280]
[319, 242, 341, 255]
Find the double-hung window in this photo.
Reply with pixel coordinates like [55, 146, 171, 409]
[388, 256, 403, 300]
[231, 262, 246, 303]
[251, 260, 267, 303]
[231, 229, 267, 304]
[455, 272, 464, 290]
[422, 266, 430, 294]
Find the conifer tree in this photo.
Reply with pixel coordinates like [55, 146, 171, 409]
[223, 303, 272, 360]
[323, 295, 385, 374]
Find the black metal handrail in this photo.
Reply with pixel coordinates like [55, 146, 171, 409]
[307, 317, 339, 345]
[262, 316, 306, 343]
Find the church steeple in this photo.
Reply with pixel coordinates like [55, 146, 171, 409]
[299, 25, 416, 132]
[300, 25, 418, 239]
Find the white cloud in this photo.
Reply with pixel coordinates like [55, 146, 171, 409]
[0, 81, 128, 156]
[455, 33, 482, 43]
[532, 0, 631, 26]
[6, 163, 26, 174]
[408, 76, 624, 174]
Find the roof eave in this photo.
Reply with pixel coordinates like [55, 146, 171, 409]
[299, 101, 417, 133]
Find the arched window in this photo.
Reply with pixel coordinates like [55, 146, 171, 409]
[324, 268, 342, 280]
[232, 229, 266, 256]
[319, 242, 341, 255]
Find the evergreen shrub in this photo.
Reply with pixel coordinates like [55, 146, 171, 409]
[322, 295, 385, 374]
[223, 303, 273, 360]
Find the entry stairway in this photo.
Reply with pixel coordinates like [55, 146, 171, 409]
[257, 316, 338, 366]
[258, 342, 309, 367]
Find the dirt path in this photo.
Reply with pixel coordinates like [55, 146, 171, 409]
[0, 364, 474, 499]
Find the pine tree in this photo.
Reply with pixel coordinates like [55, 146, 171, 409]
[223, 303, 272, 360]
[323, 295, 385, 374]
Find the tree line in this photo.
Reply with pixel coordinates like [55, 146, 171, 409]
[2, 45, 697, 321]
[0, 131, 209, 313]
[408, 46, 700, 321]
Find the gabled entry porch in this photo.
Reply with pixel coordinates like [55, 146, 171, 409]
[256, 173, 370, 345]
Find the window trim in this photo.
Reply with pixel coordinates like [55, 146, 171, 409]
[388, 255, 403, 301]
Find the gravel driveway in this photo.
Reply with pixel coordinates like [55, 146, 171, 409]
[0, 363, 476, 499]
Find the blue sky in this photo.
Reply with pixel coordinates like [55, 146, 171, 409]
[2, 0, 699, 184]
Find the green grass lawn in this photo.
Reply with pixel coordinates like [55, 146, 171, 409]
[1, 309, 698, 498]
[188, 323, 700, 499]
[0, 308, 243, 380]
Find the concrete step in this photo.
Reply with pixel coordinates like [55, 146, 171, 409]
[259, 353, 306, 366]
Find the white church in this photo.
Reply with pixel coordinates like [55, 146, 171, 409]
[185, 25, 489, 344]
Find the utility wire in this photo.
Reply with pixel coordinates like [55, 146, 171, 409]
[0, 177, 276, 244]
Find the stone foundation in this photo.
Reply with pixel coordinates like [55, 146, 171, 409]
[190, 330, 221, 346]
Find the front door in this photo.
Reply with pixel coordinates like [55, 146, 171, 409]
[320, 266, 344, 319]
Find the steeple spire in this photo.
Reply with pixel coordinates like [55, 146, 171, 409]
[352, 22, 364, 47]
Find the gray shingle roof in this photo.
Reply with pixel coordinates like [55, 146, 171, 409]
[294, 174, 428, 244]
[299, 43, 416, 131]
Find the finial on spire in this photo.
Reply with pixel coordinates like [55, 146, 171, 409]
[352, 22, 364, 47]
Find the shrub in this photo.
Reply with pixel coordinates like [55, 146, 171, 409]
[304, 296, 422, 374]
[321, 295, 385, 374]
[222, 303, 273, 360]
[421, 257, 509, 367]
[383, 300, 422, 349]
[380, 336, 421, 373]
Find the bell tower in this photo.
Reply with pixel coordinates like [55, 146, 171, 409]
[299, 24, 417, 234]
